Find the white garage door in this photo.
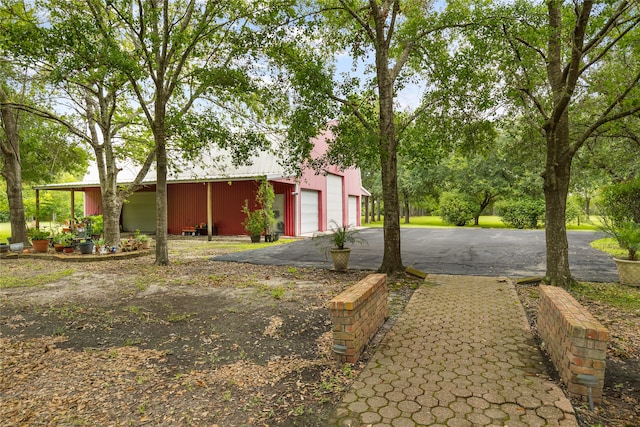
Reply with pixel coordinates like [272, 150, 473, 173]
[300, 190, 319, 234]
[348, 196, 358, 227]
[326, 174, 343, 228]
[122, 192, 156, 233]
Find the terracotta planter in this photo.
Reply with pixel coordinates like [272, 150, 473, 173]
[614, 258, 640, 287]
[31, 239, 50, 253]
[53, 244, 65, 253]
[63, 246, 74, 254]
[330, 248, 351, 272]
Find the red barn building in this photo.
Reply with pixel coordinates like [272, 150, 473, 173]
[36, 126, 367, 237]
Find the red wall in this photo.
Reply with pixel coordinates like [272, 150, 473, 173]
[82, 180, 295, 236]
[168, 180, 295, 236]
[84, 187, 102, 216]
[167, 183, 208, 234]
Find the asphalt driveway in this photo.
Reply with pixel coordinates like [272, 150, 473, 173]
[212, 228, 619, 283]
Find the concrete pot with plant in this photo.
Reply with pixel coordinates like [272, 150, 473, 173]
[314, 221, 366, 272]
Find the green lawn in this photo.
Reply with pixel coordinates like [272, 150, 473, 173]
[0, 222, 10, 244]
[0, 216, 601, 244]
[362, 215, 599, 231]
[0, 221, 64, 244]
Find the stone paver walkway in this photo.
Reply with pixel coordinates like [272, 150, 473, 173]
[329, 275, 578, 427]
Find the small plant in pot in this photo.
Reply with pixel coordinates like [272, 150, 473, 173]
[56, 233, 75, 253]
[28, 228, 51, 253]
[313, 221, 367, 271]
[598, 177, 640, 286]
[134, 229, 151, 249]
[78, 239, 94, 254]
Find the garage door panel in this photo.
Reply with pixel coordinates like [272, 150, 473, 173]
[326, 174, 343, 228]
[348, 196, 358, 227]
[300, 190, 319, 234]
[122, 192, 156, 233]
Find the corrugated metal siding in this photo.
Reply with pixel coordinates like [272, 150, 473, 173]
[84, 187, 102, 216]
[167, 183, 208, 234]
[211, 180, 258, 235]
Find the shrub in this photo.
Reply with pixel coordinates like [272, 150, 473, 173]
[495, 198, 545, 229]
[565, 197, 584, 225]
[599, 177, 640, 223]
[598, 177, 640, 260]
[439, 192, 475, 226]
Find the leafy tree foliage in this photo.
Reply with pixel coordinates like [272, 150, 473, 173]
[304, 1, 496, 274]
[60, 0, 318, 265]
[472, 0, 640, 286]
[1, 1, 87, 243]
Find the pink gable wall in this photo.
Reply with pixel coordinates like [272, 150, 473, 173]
[277, 124, 364, 233]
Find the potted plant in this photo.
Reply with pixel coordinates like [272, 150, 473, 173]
[241, 200, 265, 243]
[241, 178, 277, 243]
[134, 229, 151, 249]
[313, 221, 366, 271]
[28, 228, 51, 253]
[51, 232, 68, 252]
[89, 215, 103, 240]
[598, 178, 640, 286]
[78, 239, 94, 254]
[94, 237, 107, 254]
[56, 233, 75, 253]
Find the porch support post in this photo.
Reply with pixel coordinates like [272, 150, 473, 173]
[207, 182, 212, 241]
[70, 189, 75, 230]
[35, 189, 40, 229]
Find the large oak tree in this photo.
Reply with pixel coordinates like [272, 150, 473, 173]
[483, 0, 640, 286]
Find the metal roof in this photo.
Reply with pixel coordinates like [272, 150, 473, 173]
[34, 143, 291, 191]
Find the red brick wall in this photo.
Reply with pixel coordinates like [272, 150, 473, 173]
[537, 285, 608, 404]
[329, 274, 388, 363]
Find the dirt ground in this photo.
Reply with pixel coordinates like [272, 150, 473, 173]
[0, 238, 417, 426]
[1, 237, 639, 427]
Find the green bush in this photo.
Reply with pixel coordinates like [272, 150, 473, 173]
[495, 198, 545, 229]
[598, 177, 640, 260]
[599, 177, 640, 223]
[439, 192, 475, 226]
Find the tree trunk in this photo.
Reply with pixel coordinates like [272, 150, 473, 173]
[585, 196, 591, 218]
[0, 89, 28, 245]
[101, 152, 122, 248]
[371, 196, 376, 223]
[154, 100, 169, 266]
[377, 77, 403, 274]
[403, 189, 410, 224]
[364, 196, 369, 224]
[542, 0, 585, 288]
[543, 119, 574, 287]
